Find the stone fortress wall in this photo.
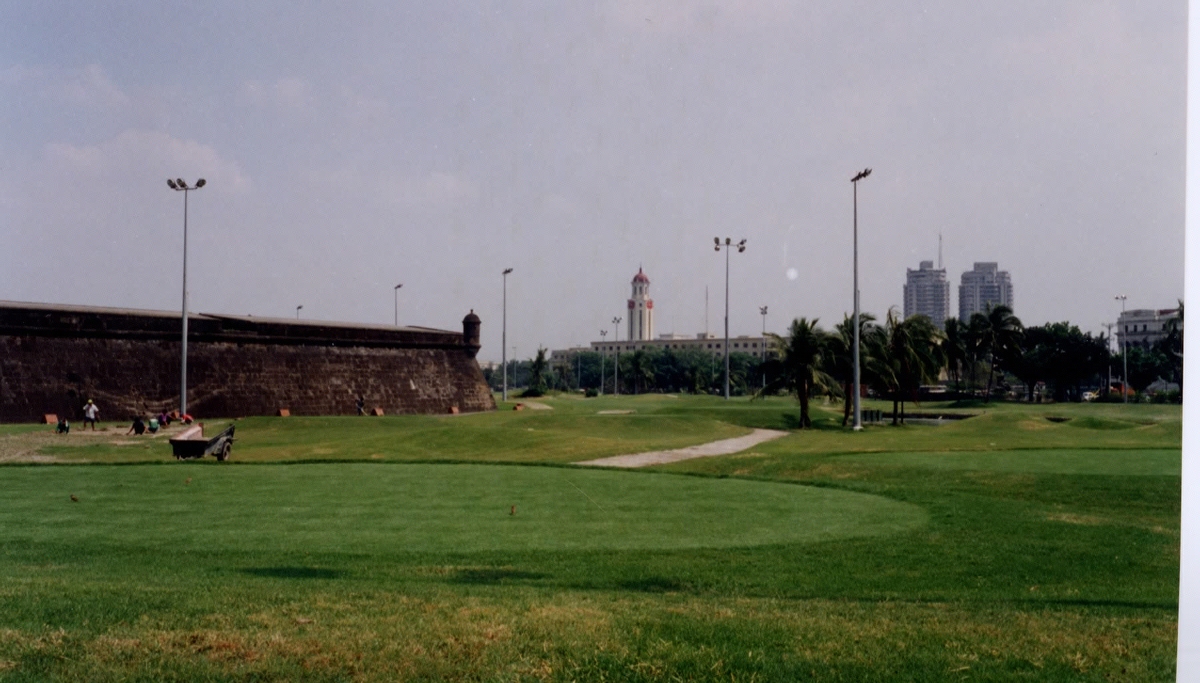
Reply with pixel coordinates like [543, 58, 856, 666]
[0, 301, 495, 422]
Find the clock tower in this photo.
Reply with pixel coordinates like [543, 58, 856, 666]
[627, 268, 654, 341]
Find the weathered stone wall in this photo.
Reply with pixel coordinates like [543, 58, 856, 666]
[0, 302, 495, 422]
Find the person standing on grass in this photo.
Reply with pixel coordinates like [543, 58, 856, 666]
[82, 399, 100, 431]
[356, 395, 365, 416]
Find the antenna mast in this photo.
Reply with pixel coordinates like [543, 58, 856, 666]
[938, 233, 943, 270]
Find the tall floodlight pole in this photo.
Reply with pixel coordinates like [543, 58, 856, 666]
[760, 305, 768, 389]
[502, 268, 513, 401]
[393, 284, 403, 326]
[714, 237, 747, 399]
[167, 178, 206, 416]
[599, 329, 608, 395]
[851, 168, 872, 430]
[1115, 295, 1128, 403]
[612, 317, 622, 396]
[296, 305, 302, 319]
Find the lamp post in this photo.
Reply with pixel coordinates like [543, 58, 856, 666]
[759, 305, 768, 389]
[1115, 295, 1128, 403]
[714, 237, 747, 399]
[296, 305, 302, 319]
[612, 317, 622, 396]
[851, 167, 872, 430]
[599, 329, 607, 395]
[393, 284, 403, 326]
[1103, 321, 1115, 398]
[167, 177, 206, 417]
[502, 268, 513, 401]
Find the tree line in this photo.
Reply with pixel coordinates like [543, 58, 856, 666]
[485, 302, 1183, 422]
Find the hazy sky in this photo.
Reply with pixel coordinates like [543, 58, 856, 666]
[0, 1, 1185, 362]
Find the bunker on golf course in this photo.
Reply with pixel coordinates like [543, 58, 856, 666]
[3, 463, 927, 553]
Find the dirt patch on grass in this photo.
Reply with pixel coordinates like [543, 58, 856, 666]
[1047, 512, 1107, 526]
[0, 430, 82, 463]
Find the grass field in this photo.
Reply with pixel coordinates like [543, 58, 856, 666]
[0, 394, 1181, 681]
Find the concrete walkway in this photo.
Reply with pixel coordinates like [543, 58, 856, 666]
[576, 428, 788, 469]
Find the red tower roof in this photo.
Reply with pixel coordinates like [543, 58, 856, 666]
[632, 267, 650, 284]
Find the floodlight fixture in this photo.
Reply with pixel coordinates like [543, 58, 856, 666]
[850, 166, 872, 430]
[167, 176, 207, 416]
[714, 236, 747, 399]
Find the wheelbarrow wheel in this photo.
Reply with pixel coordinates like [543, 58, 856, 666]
[217, 441, 231, 461]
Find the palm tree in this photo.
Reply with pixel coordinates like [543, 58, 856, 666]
[977, 305, 1023, 401]
[943, 317, 967, 395]
[754, 318, 838, 428]
[870, 310, 944, 424]
[829, 313, 877, 426]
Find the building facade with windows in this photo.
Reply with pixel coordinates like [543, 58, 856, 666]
[1117, 307, 1181, 350]
[958, 262, 1014, 321]
[549, 268, 769, 369]
[903, 260, 950, 323]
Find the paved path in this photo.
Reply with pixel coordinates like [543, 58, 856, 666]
[576, 428, 788, 468]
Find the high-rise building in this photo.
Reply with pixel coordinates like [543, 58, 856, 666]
[627, 267, 654, 341]
[958, 262, 1013, 321]
[903, 260, 950, 323]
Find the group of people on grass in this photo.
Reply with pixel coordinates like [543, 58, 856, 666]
[54, 399, 192, 435]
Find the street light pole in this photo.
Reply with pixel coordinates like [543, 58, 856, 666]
[612, 317, 622, 396]
[851, 168, 872, 430]
[296, 305, 302, 319]
[502, 268, 513, 401]
[394, 284, 403, 326]
[714, 237, 747, 399]
[760, 305, 768, 390]
[1103, 321, 1115, 398]
[599, 330, 607, 395]
[167, 177, 206, 417]
[1116, 295, 1128, 403]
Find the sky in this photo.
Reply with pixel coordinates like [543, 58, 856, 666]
[0, 1, 1186, 364]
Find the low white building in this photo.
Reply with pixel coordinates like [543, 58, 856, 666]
[1117, 307, 1181, 350]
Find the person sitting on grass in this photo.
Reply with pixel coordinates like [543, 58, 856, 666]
[56, 417, 70, 434]
[127, 415, 146, 436]
[157, 411, 171, 428]
[147, 416, 159, 434]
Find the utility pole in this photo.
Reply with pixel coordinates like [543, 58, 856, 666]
[612, 317, 622, 396]
[1115, 295, 1128, 403]
[502, 268, 513, 401]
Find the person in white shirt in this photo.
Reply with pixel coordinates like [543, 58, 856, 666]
[82, 399, 100, 431]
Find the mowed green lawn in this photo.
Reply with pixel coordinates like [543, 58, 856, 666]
[0, 395, 1182, 681]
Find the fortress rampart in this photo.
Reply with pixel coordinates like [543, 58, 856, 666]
[0, 301, 495, 422]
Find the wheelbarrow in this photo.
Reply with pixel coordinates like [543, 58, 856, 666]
[169, 424, 235, 461]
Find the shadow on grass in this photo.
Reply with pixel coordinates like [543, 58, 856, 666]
[615, 576, 693, 593]
[450, 568, 548, 584]
[241, 566, 346, 580]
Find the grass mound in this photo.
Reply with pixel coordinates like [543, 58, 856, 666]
[0, 463, 927, 553]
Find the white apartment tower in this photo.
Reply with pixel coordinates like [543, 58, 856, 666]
[627, 268, 654, 341]
[958, 262, 1014, 321]
[903, 260, 950, 323]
